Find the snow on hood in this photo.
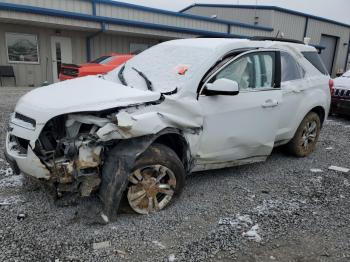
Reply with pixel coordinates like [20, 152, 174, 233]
[107, 41, 215, 93]
[334, 74, 350, 90]
[15, 76, 161, 123]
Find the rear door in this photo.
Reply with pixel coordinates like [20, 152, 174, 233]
[275, 51, 307, 142]
[196, 50, 282, 164]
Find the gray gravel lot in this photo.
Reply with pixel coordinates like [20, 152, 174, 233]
[0, 87, 349, 262]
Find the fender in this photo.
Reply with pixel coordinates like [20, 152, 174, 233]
[289, 88, 330, 140]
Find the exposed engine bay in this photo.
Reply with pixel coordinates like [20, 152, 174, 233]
[32, 113, 121, 197]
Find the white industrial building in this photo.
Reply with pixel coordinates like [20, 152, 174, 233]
[0, 0, 349, 86]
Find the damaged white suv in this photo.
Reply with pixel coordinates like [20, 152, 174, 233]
[5, 38, 331, 221]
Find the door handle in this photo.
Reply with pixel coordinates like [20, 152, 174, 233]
[291, 87, 306, 93]
[262, 99, 279, 108]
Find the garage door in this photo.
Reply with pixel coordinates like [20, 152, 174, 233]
[319, 35, 338, 74]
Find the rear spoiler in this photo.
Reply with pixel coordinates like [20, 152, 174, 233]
[61, 63, 81, 68]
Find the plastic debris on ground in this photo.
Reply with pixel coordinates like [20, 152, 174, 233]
[328, 166, 350, 173]
[92, 241, 111, 250]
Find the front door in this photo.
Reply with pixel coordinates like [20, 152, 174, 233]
[196, 51, 282, 164]
[51, 36, 72, 82]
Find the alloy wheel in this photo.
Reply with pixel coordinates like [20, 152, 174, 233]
[127, 165, 177, 214]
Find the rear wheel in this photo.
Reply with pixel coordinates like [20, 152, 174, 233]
[286, 112, 321, 157]
[127, 143, 185, 214]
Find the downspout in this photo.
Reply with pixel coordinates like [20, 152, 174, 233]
[303, 17, 309, 38]
[92, 0, 96, 16]
[86, 22, 106, 62]
[344, 37, 350, 72]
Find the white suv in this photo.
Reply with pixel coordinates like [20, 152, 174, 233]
[5, 38, 331, 221]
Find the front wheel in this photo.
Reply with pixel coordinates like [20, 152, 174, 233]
[127, 143, 185, 214]
[286, 112, 321, 157]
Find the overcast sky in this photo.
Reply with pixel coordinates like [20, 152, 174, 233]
[118, 0, 350, 25]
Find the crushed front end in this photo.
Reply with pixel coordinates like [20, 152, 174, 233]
[6, 112, 120, 198]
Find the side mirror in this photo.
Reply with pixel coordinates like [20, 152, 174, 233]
[204, 78, 239, 96]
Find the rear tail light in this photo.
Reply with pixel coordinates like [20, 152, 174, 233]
[328, 79, 334, 95]
[61, 67, 79, 77]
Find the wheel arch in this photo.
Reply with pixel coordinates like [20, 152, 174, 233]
[310, 106, 326, 126]
[152, 129, 192, 172]
[99, 127, 191, 221]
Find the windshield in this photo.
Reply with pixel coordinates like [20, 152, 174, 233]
[109, 42, 212, 92]
[90, 56, 114, 64]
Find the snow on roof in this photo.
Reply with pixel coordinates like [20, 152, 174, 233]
[162, 38, 316, 52]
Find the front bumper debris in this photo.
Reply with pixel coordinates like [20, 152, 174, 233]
[5, 132, 103, 197]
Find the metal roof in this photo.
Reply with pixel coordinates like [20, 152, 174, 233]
[180, 4, 350, 29]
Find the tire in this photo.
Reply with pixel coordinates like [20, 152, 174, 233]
[286, 112, 321, 157]
[124, 143, 185, 215]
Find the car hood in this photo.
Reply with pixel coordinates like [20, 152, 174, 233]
[334, 76, 350, 90]
[15, 75, 161, 123]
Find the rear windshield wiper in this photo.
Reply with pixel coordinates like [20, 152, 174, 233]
[132, 67, 153, 91]
[118, 64, 127, 86]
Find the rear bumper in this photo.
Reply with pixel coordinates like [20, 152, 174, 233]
[331, 98, 350, 115]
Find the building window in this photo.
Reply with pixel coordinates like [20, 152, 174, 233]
[6, 33, 40, 64]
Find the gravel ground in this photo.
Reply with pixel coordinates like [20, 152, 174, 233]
[0, 87, 349, 262]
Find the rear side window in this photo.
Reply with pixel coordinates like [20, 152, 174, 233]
[281, 52, 304, 82]
[302, 51, 328, 75]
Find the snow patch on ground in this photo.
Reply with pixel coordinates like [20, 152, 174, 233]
[0, 195, 24, 206]
[219, 214, 262, 242]
[253, 199, 302, 216]
[0, 175, 23, 188]
[0, 167, 13, 177]
[310, 168, 323, 173]
[152, 240, 166, 249]
[219, 214, 252, 228]
[325, 120, 346, 126]
[242, 224, 262, 242]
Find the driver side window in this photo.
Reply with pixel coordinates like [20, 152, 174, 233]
[210, 52, 275, 90]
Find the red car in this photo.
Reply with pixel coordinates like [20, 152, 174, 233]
[59, 53, 133, 81]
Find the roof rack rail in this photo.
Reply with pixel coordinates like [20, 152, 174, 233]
[196, 35, 247, 39]
[250, 36, 305, 44]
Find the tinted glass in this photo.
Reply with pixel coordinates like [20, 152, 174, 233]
[302, 51, 329, 75]
[211, 52, 275, 90]
[90, 56, 113, 64]
[281, 52, 303, 82]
